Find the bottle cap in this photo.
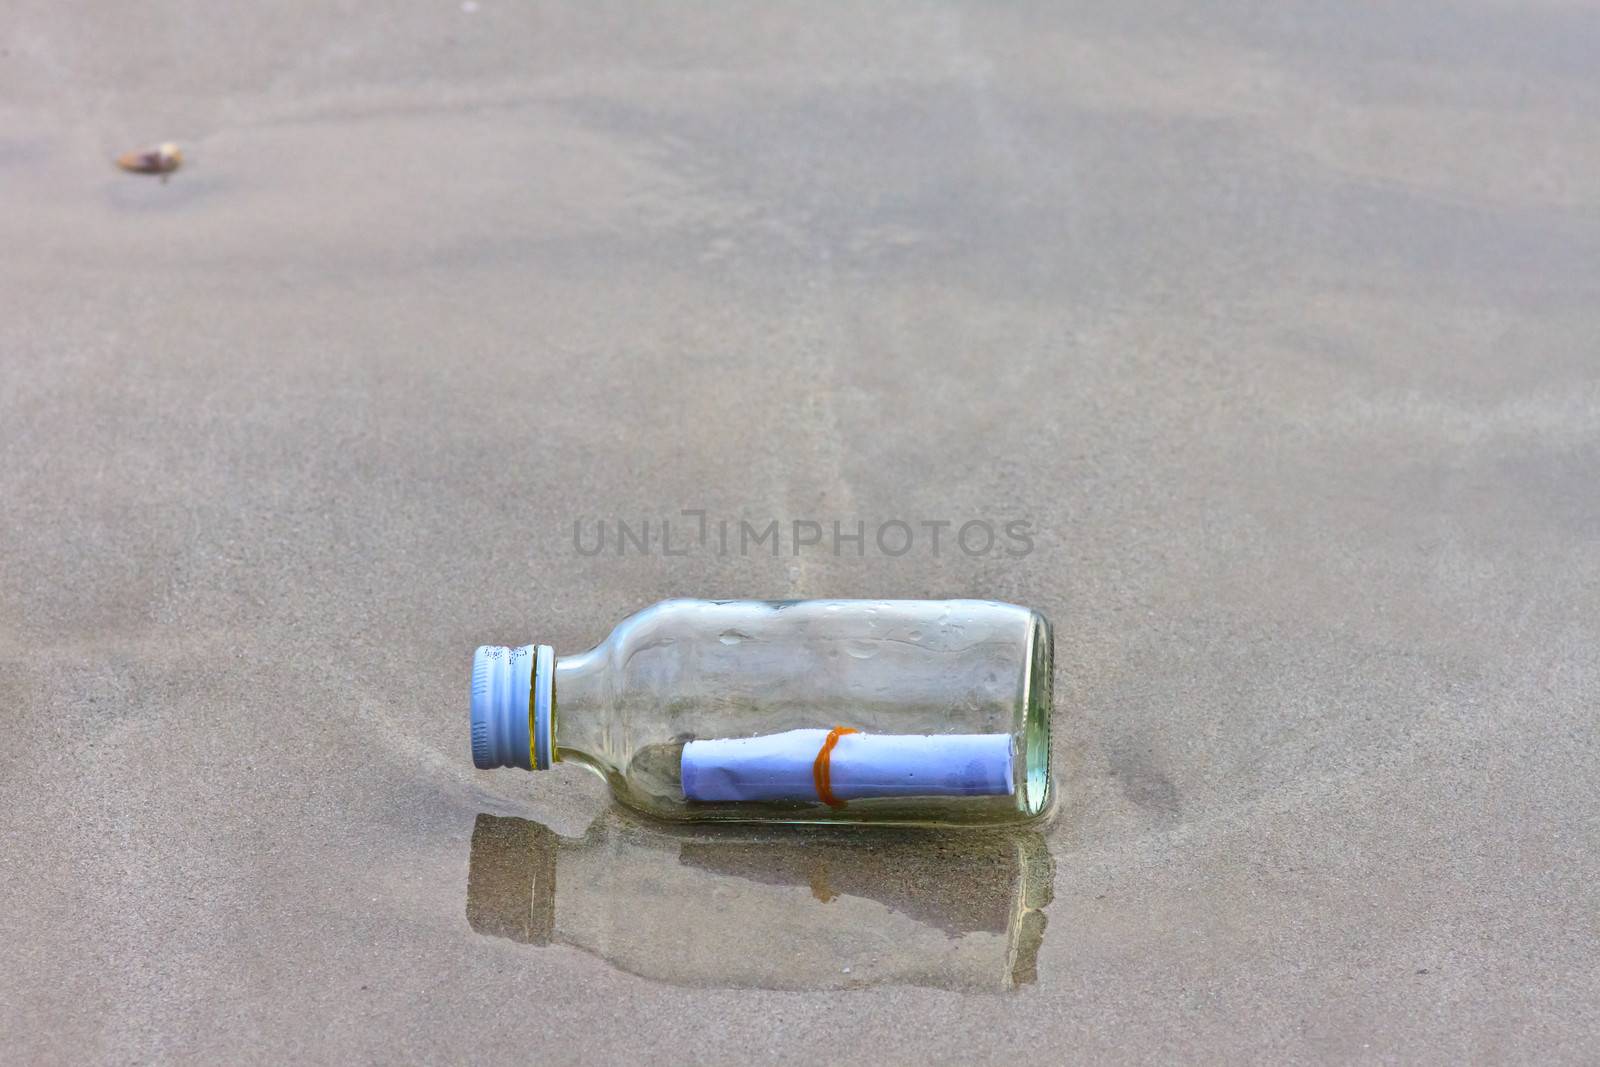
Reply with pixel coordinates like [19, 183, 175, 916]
[471, 645, 554, 770]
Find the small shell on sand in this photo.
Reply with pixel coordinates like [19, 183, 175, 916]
[116, 142, 183, 175]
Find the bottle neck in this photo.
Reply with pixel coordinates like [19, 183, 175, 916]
[551, 648, 615, 774]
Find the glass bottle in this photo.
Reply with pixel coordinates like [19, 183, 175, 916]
[465, 810, 1054, 991]
[470, 598, 1053, 826]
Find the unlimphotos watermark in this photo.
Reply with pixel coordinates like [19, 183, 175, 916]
[572, 511, 1036, 558]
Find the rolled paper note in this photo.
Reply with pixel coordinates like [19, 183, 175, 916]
[681, 729, 1015, 804]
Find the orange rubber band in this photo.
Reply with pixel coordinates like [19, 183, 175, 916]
[813, 726, 859, 808]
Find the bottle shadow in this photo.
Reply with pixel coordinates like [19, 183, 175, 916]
[465, 810, 1053, 992]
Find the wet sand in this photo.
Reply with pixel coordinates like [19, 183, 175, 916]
[4, 2, 1600, 1062]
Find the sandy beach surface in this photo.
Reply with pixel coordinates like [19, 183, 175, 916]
[3, 2, 1599, 1062]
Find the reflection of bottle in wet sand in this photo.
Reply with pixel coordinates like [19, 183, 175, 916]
[466, 812, 1053, 992]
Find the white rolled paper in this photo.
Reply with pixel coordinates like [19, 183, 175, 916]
[681, 729, 1015, 803]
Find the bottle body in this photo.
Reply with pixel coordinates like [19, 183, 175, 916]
[473, 599, 1054, 827]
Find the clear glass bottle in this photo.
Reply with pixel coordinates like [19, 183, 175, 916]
[471, 598, 1053, 826]
[465, 810, 1054, 991]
